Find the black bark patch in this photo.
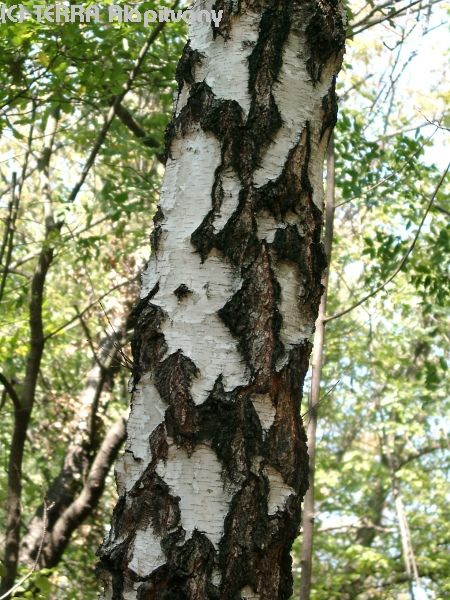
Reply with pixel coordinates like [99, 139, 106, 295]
[303, 0, 346, 83]
[201, 97, 244, 144]
[149, 423, 168, 465]
[166, 82, 216, 156]
[211, 0, 238, 40]
[97, 473, 182, 596]
[190, 211, 215, 263]
[319, 82, 339, 140]
[260, 494, 301, 600]
[131, 303, 167, 387]
[219, 472, 299, 599]
[198, 382, 263, 484]
[253, 127, 312, 219]
[129, 471, 180, 538]
[215, 192, 259, 266]
[272, 224, 305, 263]
[137, 532, 218, 600]
[175, 42, 205, 89]
[173, 284, 192, 300]
[236, 1, 293, 178]
[192, 189, 258, 266]
[218, 243, 283, 380]
[265, 344, 310, 493]
[127, 282, 160, 331]
[251, 127, 327, 337]
[155, 351, 200, 450]
[149, 204, 165, 252]
[271, 224, 326, 329]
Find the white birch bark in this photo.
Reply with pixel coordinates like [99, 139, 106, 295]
[99, 1, 345, 598]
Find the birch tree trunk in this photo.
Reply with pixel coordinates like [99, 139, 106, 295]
[98, 1, 345, 598]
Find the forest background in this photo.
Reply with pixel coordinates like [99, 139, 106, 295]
[0, 1, 449, 599]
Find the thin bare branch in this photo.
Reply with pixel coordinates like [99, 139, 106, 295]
[44, 275, 138, 340]
[67, 2, 179, 204]
[325, 163, 449, 323]
[0, 374, 21, 410]
[0, 500, 52, 600]
[115, 101, 164, 162]
[351, 0, 444, 37]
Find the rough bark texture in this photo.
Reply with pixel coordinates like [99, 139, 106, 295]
[98, 1, 345, 598]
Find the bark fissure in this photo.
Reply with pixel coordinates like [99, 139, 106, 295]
[99, 1, 344, 598]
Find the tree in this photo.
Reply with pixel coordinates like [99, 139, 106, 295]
[1, 1, 447, 598]
[98, 1, 345, 598]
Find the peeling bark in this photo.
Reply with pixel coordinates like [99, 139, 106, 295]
[99, 1, 345, 598]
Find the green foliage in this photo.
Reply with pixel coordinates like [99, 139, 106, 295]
[0, 1, 448, 599]
[292, 108, 449, 599]
[0, 3, 187, 597]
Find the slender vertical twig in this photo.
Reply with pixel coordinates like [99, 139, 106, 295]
[299, 134, 336, 600]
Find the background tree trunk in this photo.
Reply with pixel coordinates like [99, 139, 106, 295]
[98, 1, 345, 598]
[20, 329, 125, 568]
[1, 109, 60, 597]
[299, 134, 335, 600]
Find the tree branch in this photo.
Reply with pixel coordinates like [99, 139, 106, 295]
[20, 327, 126, 566]
[325, 162, 449, 323]
[397, 439, 448, 470]
[40, 417, 126, 567]
[350, 0, 444, 37]
[67, 2, 179, 204]
[114, 102, 164, 162]
[435, 204, 450, 217]
[44, 274, 138, 340]
[0, 374, 21, 410]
